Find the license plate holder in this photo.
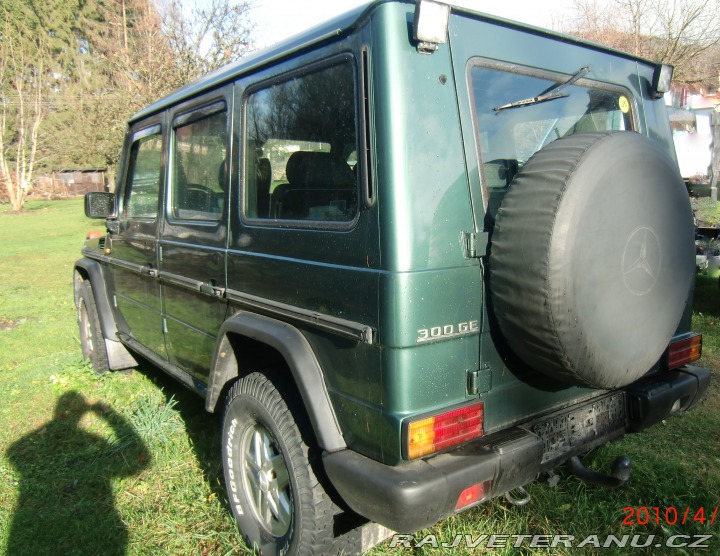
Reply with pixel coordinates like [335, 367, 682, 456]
[530, 393, 627, 464]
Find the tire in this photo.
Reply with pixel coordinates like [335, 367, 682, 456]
[222, 372, 339, 556]
[77, 280, 110, 374]
[489, 132, 694, 388]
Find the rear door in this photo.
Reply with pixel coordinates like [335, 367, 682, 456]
[159, 88, 232, 383]
[110, 119, 166, 357]
[448, 11, 641, 430]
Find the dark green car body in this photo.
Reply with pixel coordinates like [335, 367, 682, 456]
[75, 0, 709, 546]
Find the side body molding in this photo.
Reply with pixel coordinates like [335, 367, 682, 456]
[73, 258, 138, 370]
[207, 312, 346, 452]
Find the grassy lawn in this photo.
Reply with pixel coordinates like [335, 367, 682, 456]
[1, 199, 718, 555]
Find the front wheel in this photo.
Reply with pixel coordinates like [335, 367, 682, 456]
[222, 372, 337, 556]
[77, 280, 109, 374]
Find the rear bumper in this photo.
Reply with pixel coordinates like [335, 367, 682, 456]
[323, 365, 710, 533]
[625, 365, 710, 431]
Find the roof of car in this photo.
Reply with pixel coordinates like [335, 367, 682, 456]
[131, 1, 373, 122]
[131, 0, 657, 123]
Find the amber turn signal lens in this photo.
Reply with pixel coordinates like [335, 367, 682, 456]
[667, 334, 702, 369]
[407, 402, 484, 460]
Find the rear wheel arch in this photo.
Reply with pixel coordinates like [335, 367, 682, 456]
[207, 313, 346, 453]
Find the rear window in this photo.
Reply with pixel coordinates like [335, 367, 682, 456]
[468, 62, 633, 217]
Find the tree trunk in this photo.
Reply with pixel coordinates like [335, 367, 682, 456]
[710, 111, 720, 205]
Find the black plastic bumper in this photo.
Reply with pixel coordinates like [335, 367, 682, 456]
[324, 427, 542, 533]
[323, 365, 710, 533]
[625, 365, 710, 432]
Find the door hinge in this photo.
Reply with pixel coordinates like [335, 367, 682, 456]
[464, 231, 489, 258]
[468, 366, 492, 395]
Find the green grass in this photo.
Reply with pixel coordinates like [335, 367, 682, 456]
[694, 197, 720, 227]
[0, 200, 718, 555]
[0, 200, 244, 555]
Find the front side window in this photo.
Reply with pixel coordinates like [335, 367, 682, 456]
[245, 60, 358, 224]
[125, 128, 162, 219]
[171, 106, 227, 221]
[469, 64, 633, 216]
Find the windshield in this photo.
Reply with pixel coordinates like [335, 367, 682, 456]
[468, 64, 633, 218]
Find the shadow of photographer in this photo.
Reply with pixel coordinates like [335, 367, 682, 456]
[6, 391, 150, 556]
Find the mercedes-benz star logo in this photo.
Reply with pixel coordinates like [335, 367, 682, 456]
[622, 227, 661, 296]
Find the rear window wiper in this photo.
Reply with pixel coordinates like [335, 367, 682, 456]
[493, 66, 591, 112]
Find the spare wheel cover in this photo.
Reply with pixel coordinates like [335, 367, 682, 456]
[488, 131, 694, 388]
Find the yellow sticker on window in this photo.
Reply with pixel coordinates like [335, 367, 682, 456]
[619, 96, 630, 114]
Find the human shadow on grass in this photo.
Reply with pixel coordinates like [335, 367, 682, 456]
[6, 391, 150, 556]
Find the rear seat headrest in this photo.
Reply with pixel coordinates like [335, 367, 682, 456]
[285, 152, 354, 188]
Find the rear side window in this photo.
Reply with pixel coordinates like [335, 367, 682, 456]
[244, 60, 358, 224]
[124, 127, 162, 219]
[171, 104, 227, 221]
[468, 63, 633, 215]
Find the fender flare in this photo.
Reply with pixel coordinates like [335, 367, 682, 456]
[207, 312, 346, 453]
[74, 258, 137, 370]
[74, 258, 119, 342]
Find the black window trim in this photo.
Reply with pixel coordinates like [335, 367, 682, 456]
[173, 100, 227, 129]
[359, 45, 375, 209]
[239, 52, 363, 232]
[132, 123, 162, 142]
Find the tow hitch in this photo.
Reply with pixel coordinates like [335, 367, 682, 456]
[567, 455, 632, 488]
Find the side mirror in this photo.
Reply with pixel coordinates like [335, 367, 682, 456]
[85, 192, 117, 219]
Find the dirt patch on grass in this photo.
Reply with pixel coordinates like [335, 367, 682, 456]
[0, 317, 27, 331]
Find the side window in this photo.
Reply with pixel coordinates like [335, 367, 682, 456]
[124, 127, 162, 218]
[244, 60, 358, 223]
[171, 104, 227, 221]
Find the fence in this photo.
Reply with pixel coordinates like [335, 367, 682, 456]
[34, 170, 107, 198]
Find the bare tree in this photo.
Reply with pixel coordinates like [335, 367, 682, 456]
[566, 0, 720, 85]
[59, 0, 187, 176]
[0, 19, 46, 211]
[159, 0, 255, 87]
[0, 0, 257, 199]
[58, 0, 256, 175]
[652, 0, 720, 83]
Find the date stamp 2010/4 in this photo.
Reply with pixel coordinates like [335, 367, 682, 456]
[623, 506, 718, 526]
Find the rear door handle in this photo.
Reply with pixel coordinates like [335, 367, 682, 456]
[199, 282, 225, 297]
[141, 266, 158, 278]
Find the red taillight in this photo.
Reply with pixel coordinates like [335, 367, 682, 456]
[667, 334, 702, 369]
[406, 402, 484, 460]
[455, 481, 489, 511]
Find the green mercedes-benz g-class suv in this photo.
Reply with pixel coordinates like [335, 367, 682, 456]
[75, 1, 710, 554]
